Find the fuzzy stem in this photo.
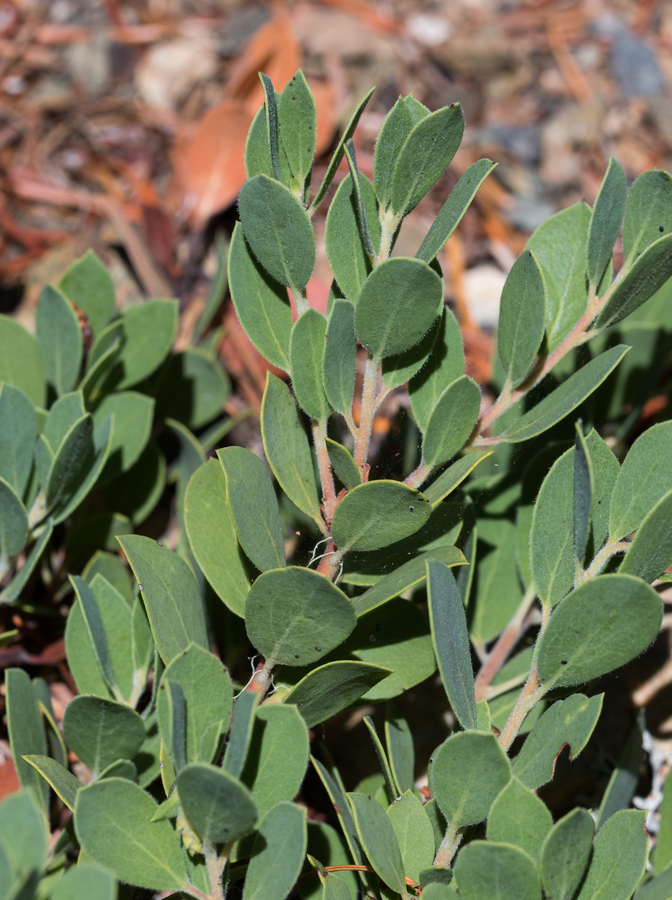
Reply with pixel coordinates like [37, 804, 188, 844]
[375, 208, 401, 267]
[582, 541, 631, 580]
[247, 658, 276, 698]
[404, 459, 432, 490]
[434, 822, 466, 868]
[354, 354, 380, 478]
[313, 419, 338, 524]
[293, 286, 310, 316]
[316, 542, 343, 582]
[498, 666, 545, 752]
[203, 840, 229, 900]
[474, 584, 537, 701]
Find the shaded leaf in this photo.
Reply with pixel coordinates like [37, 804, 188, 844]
[530, 447, 574, 607]
[63, 695, 145, 775]
[282, 661, 393, 728]
[290, 308, 331, 420]
[348, 792, 407, 895]
[409, 308, 465, 432]
[6, 669, 47, 807]
[486, 777, 552, 862]
[576, 810, 647, 900]
[422, 376, 481, 467]
[326, 439, 360, 491]
[331, 480, 431, 552]
[453, 841, 540, 900]
[323, 300, 356, 417]
[596, 233, 672, 329]
[242, 802, 307, 900]
[325, 174, 380, 302]
[387, 791, 435, 884]
[540, 808, 594, 900]
[0, 384, 37, 498]
[178, 763, 257, 843]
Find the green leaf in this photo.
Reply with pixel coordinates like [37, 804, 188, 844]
[530, 447, 574, 606]
[596, 717, 643, 830]
[0, 788, 47, 880]
[22, 755, 80, 811]
[609, 421, 672, 541]
[385, 704, 415, 795]
[326, 439, 360, 491]
[258, 73, 283, 182]
[537, 574, 662, 688]
[352, 545, 466, 616]
[635, 869, 672, 900]
[282, 661, 393, 728]
[118, 535, 208, 665]
[596, 233, 672, 329]
[499, 345, 630, 442]
[513, 693, 604, 789]
[325, 174, 380, 302]
[417, 159, 496, 263]
[587, 157, 627, 287]
[527, 202, 591, 351]
[422, 376, 481, 468]
[54, 412, 112, 523]
[623, 169, 672, 264]
[278, 70, 316, 186]
[290, 308, 331, 420]
[0, 478, 27, 561]
[348, 792, 407, 895]
[228, 222, 292, 370]
[101, 438, 166, 526]
[245, 566, 355, 666]
[93, 390, 154, 482]
[309, 87, 375, 214]
[420, 868, 454, 889]
[320, 871, 352, 900]
[573, 425, 594, 563]
[382, 314, 441, 391]
[0, 315, 45, 406]
[239, 174, 315, 292]
[104, 300, 178, 390]
[74, 778, 187, 891]
[58, 249, 115, 338]
[620, 488, 672, 582]
[390, 104, 465, 216]
[486, 777, 552, 862]
[36, 285, 82, 395]
[331, 480, 431, 552]
[431, 731, 511, 829]
[50, 863, 116, 900]
[655, 767, 672, 875]
[70, 575, 122, 698]
[409, 308, 465, 432]
[312, 755, 365, 873]
[218, 445, 286, 571]
[63, 695, 145, 775]
[540, 808, 594, 900]
[497, 250, 546, 388]
[453, 841, 540, 900]
[355, 257, 442, 358]
[0, 384, 37, 498]
[6, 669, 47, 807]
[178, 763, 258, 843]
[223, 690, 259, 780]
[387, 791, 435, 883]
[374, 95, 429, 208]
[241, 705, 309, 818]
[242, 802, 307, 900]
[323, 300, 356, 417]
[261, 373, 322, 523]
[469, 519, 522, 645]
[185, 459, 250, 618]
[576, 810, 647, 900]
[427, 560, 476, 730]
[423, 450, 493, 506]
[245, 92, 291, 185]
[161, 643, 232, 765]
[45, 414, 94, 508]
[194, 231, 228, 341]
[154, 348, 230, 430]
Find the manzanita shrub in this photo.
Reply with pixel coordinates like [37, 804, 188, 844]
[5, 69, 672, 900]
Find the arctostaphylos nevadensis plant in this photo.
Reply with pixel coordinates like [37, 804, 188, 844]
[5, 69, 672, 900]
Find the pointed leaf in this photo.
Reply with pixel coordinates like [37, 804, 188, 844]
[283, 661, 393, 728]
[63, 695, 145, 775]
[390, 104, 465, 216]
[530, 447, 574, 607]
[348, 792, 407, 895]
[118, 535, 208, 665]
[596, 233, 672, 329]
[228, 223, 292, 370]
[374, 95, 429, 208]
[290, 308, 331, 420]
[245, 566, 355, 666]
[323, 300, 356, 417]
[587, 157, 627, 287]
[0, 315, 45, 406]
[223, 690, 259, 779]
[540, 808, 594, 900]
[431, 731, 511, 829]
[385, 704, 415, 795]
[427, 560, 476, 730]
[537, 574, 662, 688]
[325, 174, 380, 301]
[58, 249, 115, 338]
[387, 791, 435, 883]
[623, 169, 672, 263]
[576, 810, 647, 900]
[261, 373, 322, 522]
[185, 459, 250, 617]
[36, 284, 83, 395]
[422, 375, 481, 467]
[417, 159, 496, 263]
[239, 174, 315, 292]
[453, 841, 540, 900]
[74, 778, 186, 891]
[22, 755, 81, 811]
[312, 755, 364, 869]
[69, 575, 119, 697]
[178, 762, 257, 843]
[499, 345, 629, 442]
[409, 308, 465, 431]
[423, 450, 493, 506]
[242, 802, 307, 900]
[331, 480, 431, 552]
[46, 414, 95, 509]
[218, 446, 285, 571]
[278, 70, 316, 185]
[355, 257, 442, 358]
[497, 250, 546, 388]
[486, 777, 552, 862]
[326, 439, 360, 490]
[513, 693, 604, 790]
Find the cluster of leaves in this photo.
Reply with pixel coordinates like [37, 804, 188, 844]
[4, 69, 672, 900]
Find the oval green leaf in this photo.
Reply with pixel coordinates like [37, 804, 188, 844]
[177, 762, 258, 843]
[242, 801, 307, 900]
[290, 308, 331, 420]
[62, 695, 145, 775]
[0, 315, 45, 406]
[36, 284, 83, 396]
[282, 661, 393, 728]
[325, 173, 380, 302]
[422, 375, 481, 468]
[453, 841, 540, 900]
[409, 308, 465, 432]
[540, 808, 594, 900]
[496, 250, 546, 388]
[331, 480, 431, 553]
